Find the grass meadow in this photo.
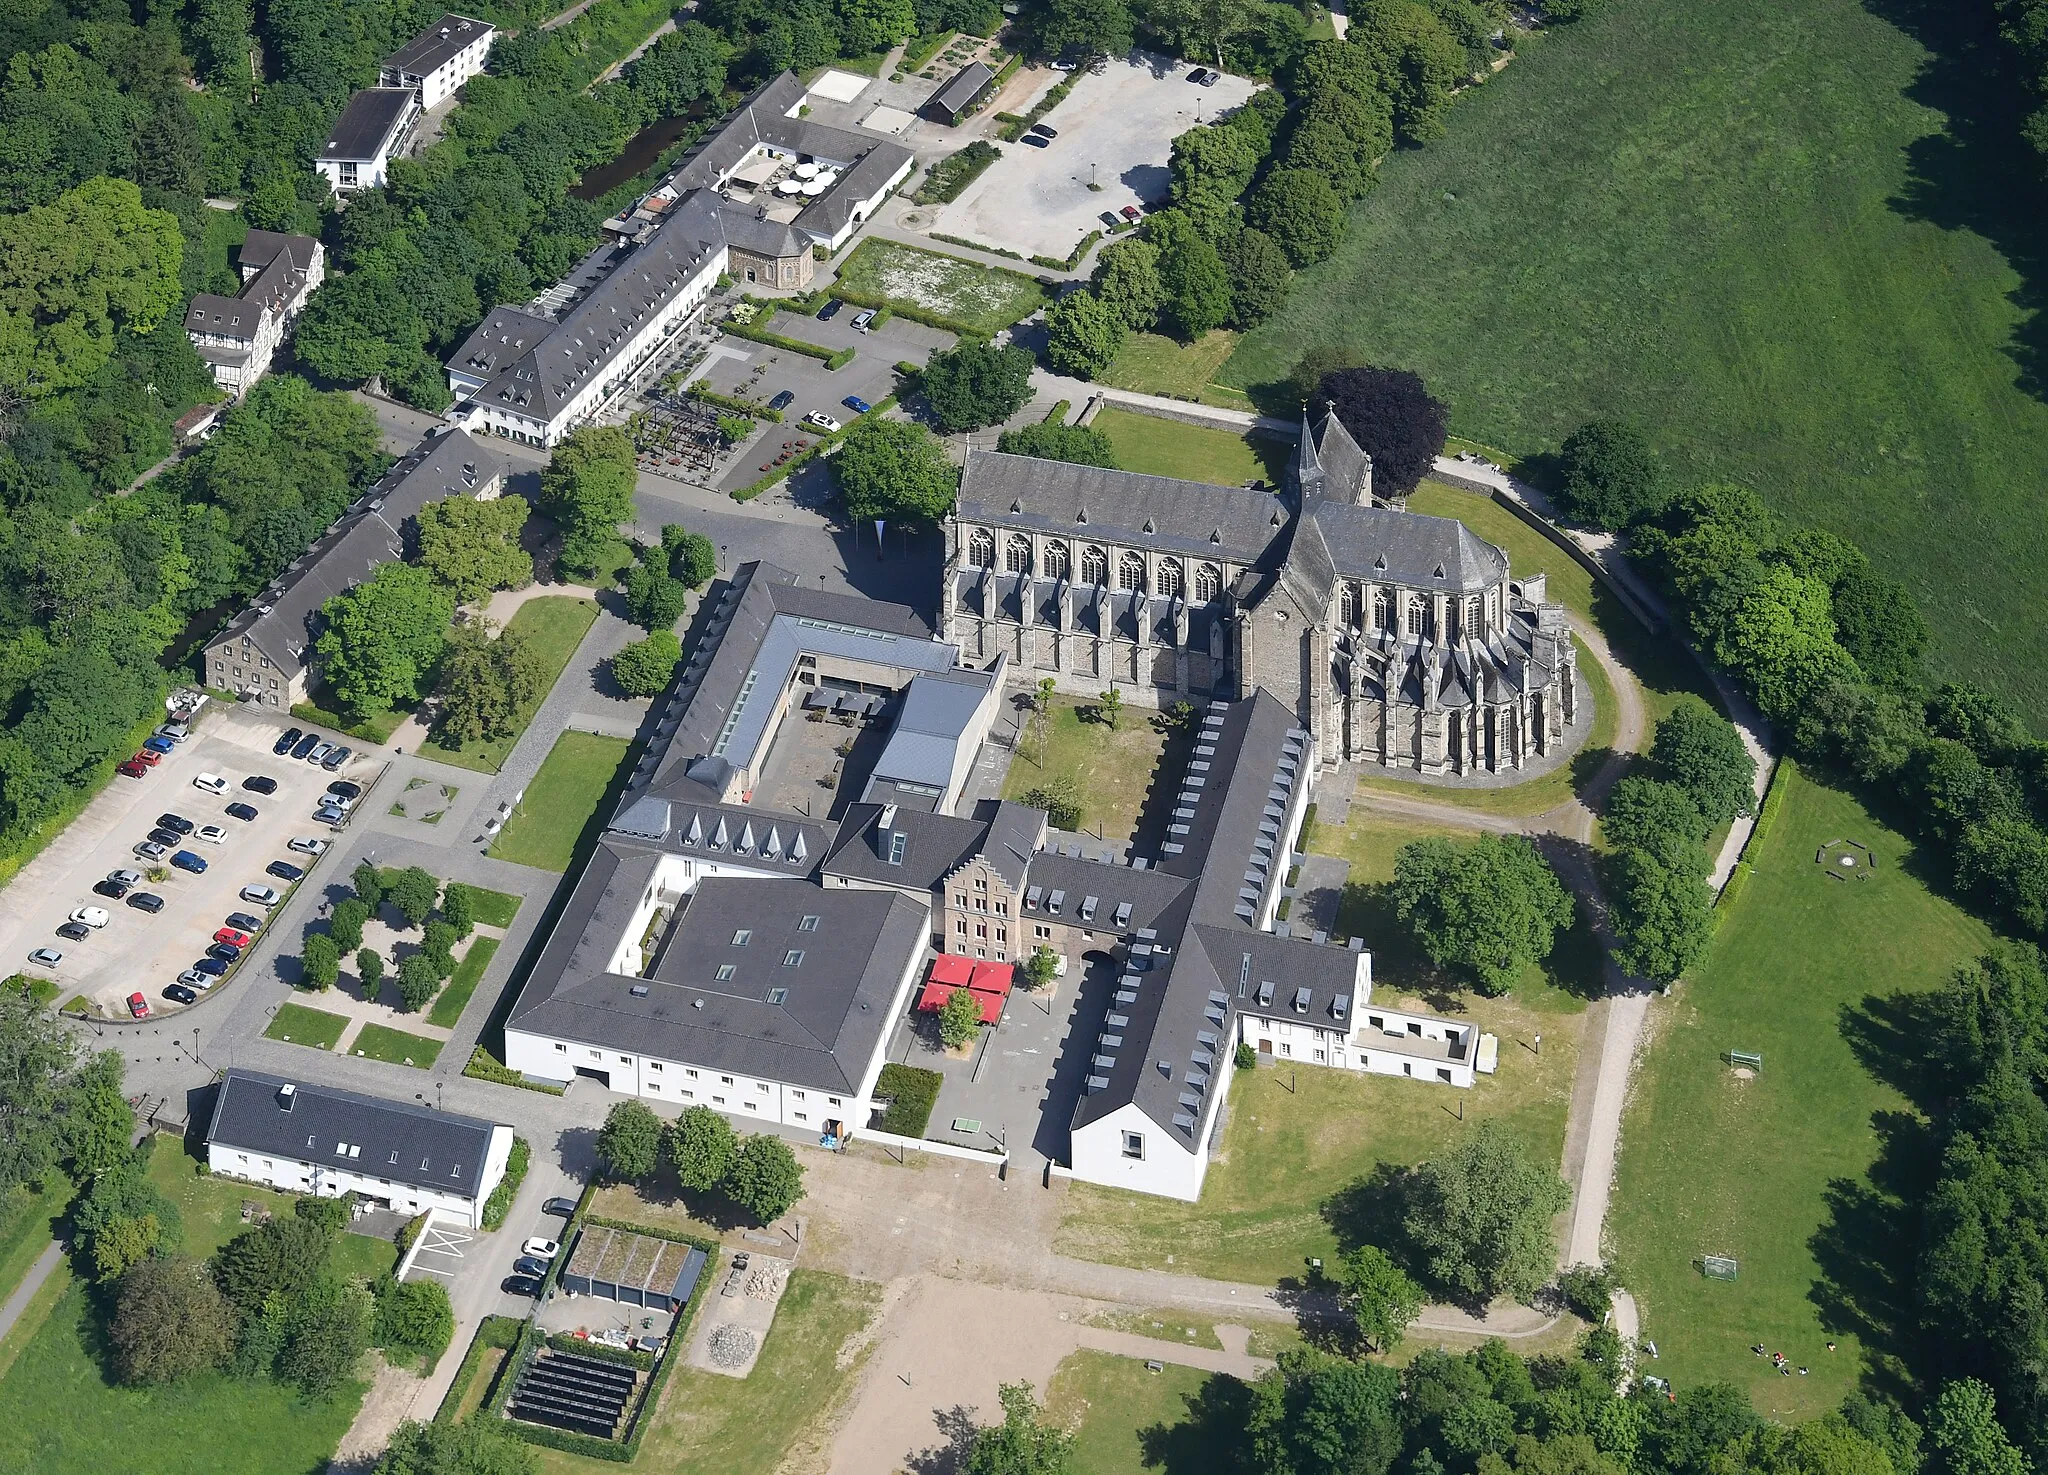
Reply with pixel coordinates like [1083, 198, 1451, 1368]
[489, 731, 636, 871]
[1223, 0, 2048, 721]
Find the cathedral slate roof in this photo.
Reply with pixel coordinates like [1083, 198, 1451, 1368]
[957, 451, 1289, 566]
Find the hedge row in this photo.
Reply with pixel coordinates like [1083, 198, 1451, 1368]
[688, 384, 783, 423]
[720, 318, 841, 365]
[546, 1330, 655, 1370]
[730, 394, 898, 502]
[1032, 229, 1101, 272]
[434, 1314, 522, 1424]
[463, 1045, 565, 1095]
[997, 77, 1073, 141]
[1713, 757, 1790, 916]
[480, 1135, 530, 1231]
[930, 230, 1024, 261]
[873, 1063, 943, 1136]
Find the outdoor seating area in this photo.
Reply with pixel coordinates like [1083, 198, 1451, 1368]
[916, 954, 1015, 1024]
[801, 687, 888, 718]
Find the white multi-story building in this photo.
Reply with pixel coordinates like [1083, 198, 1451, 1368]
[381, 14, 495, 111]
[205, 1070, 515, 1229]
[315, 87, 420, 195]
[182, 231, 324, 397]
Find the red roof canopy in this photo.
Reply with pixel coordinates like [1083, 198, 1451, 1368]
[917, 955, 1016, 1024]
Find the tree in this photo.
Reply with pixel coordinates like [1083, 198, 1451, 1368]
[624, 21, 730, 117]
[396, 953, 441, 1011]
[966, 1381, 1073, 1475]
[612, 630, 683, 696]
[1147, 212, 1232, 339]
[1220, 228, 1291, 328]
[667, 1105, 739, 1192]
[277, 1279, 374, 1394]
[660, 524, 717, 587]
[1170, 122, 1261, 207]
[1098, 684, 1124, 730]
[1247, 1346, 1402, 1475]
[1021, 946, 1059, 989]
[1022, 778, 1082, 830]
[416, 494, 533, 605]
[1247, 169, 1347, 267]
[838, 0, 917, 54]
[919, 341, 1036, 433]
[436, 622, 548, 749]
[65, 1049, 133, 1180]
[210, 1214, 336, 1321]
[726, 1134, 806, 1223]
[1930, 1381, 2027, 1475]
[1320, 366, 1450, 496]
[1338, 1244, 1423, 1353]
[330, 897, 370, 953]
[354, 861, 386, 913]
[1391, 836, 1575, 994]
[377, 1419, 539, 1475]
[0, 989, 83, 1190]
[295, 270, 430, 387]
[374, 1276, 454, 1360]
[388, 867, 440, 928]
[1555, 420, 1663, 530]
[1650, 697, 1756, 825]
[0, 178, 183, 398]
[1090, 239, 1161, 330]
[75, 1147, 180, 1283]
[1830, 563, 1927, 690]
[1606, 844, 1712, 983]
[623, 562, 689, 630]
[1281, 86, 1392, 197]
[301, 932, 340, 991]
[835, 418, 958, 526]
[1044, 289, 1125, 379]
[441, 885, 475, 940]
[423, 921, 459, 979]
[938, 985, 983, 1048]
[539, 426, 638, 575]
[1599, 776, 1708, 863]
[1034, 0, 1132, 61]
[316, 562, 454, 718]
[357, 948, 385, 993]
[111, 1255, 234, 1385]
[597, 1100, 663, 1182]
[995, 421, 1119, 467]
[1405, 1121, 1571, 1302]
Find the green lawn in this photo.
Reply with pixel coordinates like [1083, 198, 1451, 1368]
[350, 1022, 444, 1069]
[0, 1170, 67, 1309]
[531, 1270, 882, 1475]
[429, 935, 500, 1028]
[1609, 764, 1994, 1422]
[1101, 331, 1253, 408]
[459, 884, 524, 930]
[831, 236, 1047, 333]
[489, 731, 636, 871]
[421, 597, 600, 773]
[1046, 1350, 1240, 1475]
[263, 1001, 348, 1051]
[1002, 695, 1168, 844]
[145, 1138, 298, 1258]
[1091, 408, 1291, 488]
[1221, 0, 2048, 722]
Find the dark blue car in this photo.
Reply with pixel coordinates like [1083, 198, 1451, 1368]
[207, 941, 241, 963]
[842, 395, 872, 415]
[143, 735, 176, 754]
[193, 957, 229, 977]
[170, 850, 208, 874]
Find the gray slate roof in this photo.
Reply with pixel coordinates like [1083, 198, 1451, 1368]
[206, 1068, 503, 1200]
[208, 428, 498, 679]
[865, 666, 997, 795]
[184, 231, 320, 343]
[320, 88, 417, 161]
[821, 802, 990, 890]
[958, 450, 1290, 566]
[384, 13, 491, 76]
[929, 62, 995, 117]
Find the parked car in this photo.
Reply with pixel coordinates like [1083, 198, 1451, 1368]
[850, 309, 875, 334]
[1121, 204, 1141, 221]
[226, 911, 264, 934]
[767, 389, 796, 412]
[131, 748, 162, 768]
[194, 957, 229, 977]
[95, 878, 131, 900]
[127, 992, 149, 1018]
[118, 758, 149, 779]
[1186, 66, 1211, 83]
[1030, 122, 1059, 139]
[1100, 210, 1120, 228]
[69, 907, 110, 929]
[240, 885, 281, 906]
[842, 395, 872, 415]
[207, 942, 242, 963]
[224, 802, 259, 822]
[289, 836, 330, 856]
[323, 793, 358, 813]
[134, 840, 167, 861]
[154, 724, 190, 744]
[817, 298, 844, 320]
[502, 1274, 542, 1298]
[321, 745, 351, 772]
[243, 775, 278, 795]
[802, 410, 842, 433]
[290, 732, 322, 760]
[175, 968, 209, 989]
[143, 735, 177, 755]
[56, 921, 91, 942]
[308, 742, 336, 766]
[107, 869, 143, 888]
[266, 860, 304, 883]
[156, 813, 195, 835]
[196, 824, 228, 845]
[192, 773, 228, 794]
[171, 850, 208, 874]
[215, 927, 252, 947]
[313, 805, 347, 826]
[148, 827, 184, 848]
[274, 727, 303, 756]
[1198, 68, 1218, 86]
[326, 781, 362, 801]
[513, 1255, 552, 1279]
[541, 1197, 578, 1217]
[26, 948, 61, 969]
[522, 1237, 561, 1260]
[1022, 133, 1049, 148]
[126, 892, 165, 914]
[163, 983, 197, 1006]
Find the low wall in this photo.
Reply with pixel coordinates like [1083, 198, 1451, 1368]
[859, 1127, 1008, 1166]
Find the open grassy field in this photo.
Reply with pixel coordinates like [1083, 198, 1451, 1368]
[1609, 764, 1993, 1421]
[832, 237, 1046, 333]
[489, 731, 635, 871]
[1221, 0, 2048, 721]
[350, 1022, 444, 1068]
[531, 1270, 882, 1475]
[422, 596, 599, 773]
[1046, 1350, 1239, 1475]
[458, 884, 524, 930]
[264, 1000, 349, 1050]
[1091, 408, 1291, 488]
[1101, 331, 1253, 407]
[429, 934, 501, 1028]
[1002, 695, 1167, 844]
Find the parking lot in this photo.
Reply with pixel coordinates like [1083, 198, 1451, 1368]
[4, 704, 381, 1019]
[935, 52, 1261, 259]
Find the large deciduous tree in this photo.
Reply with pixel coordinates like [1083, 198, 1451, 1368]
[1089, 238, 1161, 330]
[1390, 835, 1574, 994]
[1649, 697, 1756, 825]
[597, 1100, 663, 1183]
[611, 630, 683, 697]
[919, 341, 1036, 433]
[1146, 211, 1232, 340]
[538, 426, 638, 576]
[376, 1418, 538, 1475]
[1555, 420, 1663, 530]
[1338, 1244, 1424, 1354]
[667, 1104, 739, 1192]
[1319, 366, 1450, 497]
[835, 418, 958, 527]
[111, 1255, 235, 1385]
[1044, 288, 1125, 379]
[316, 562, 454, 717]
[1246, 169, 1346, 267]
[1404, 1121, 1570, 1303]
[434, 621, 548, 749]
[387, 866, 441, 928]
[416, 494, 533, 605]
[725, 1134, 805, 1223]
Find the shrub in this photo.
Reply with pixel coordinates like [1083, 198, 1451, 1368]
[1558, 1263, 1614, 1322]
[1022, 778, 1082, 830]
[1234, 1041, 1258, 1070]
[374, 1276, 455, 1364]
[481, 1136, 530, 1231]
[612, 631, 683, 697]
[873, 1063, 943, 1135]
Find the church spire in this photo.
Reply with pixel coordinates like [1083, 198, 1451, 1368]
[1293, 410, 1324, 499]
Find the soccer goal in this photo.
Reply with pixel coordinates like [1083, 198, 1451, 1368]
[1727, 1050, 1762, 1073]
[1703, 1255, 1739, 1281]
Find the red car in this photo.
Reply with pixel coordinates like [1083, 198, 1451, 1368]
[118, 758, 149, 779]
[132, 748, 163, 767]
[126, 992, 149, 1019]
[214, 926, 252, 948]
[1120, 205, 1142, 221]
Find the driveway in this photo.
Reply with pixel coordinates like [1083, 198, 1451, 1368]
[937, 52, 1260, 259]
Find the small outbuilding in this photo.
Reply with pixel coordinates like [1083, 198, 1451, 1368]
[926, 62, 995, 125]
[560, 1225, 708, 1311]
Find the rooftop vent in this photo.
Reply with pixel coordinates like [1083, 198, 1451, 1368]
[277, 1084, 296, 1111]
[629, 984, 650, 997]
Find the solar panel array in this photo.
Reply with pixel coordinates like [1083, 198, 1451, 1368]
[509, 1349, 637, 1439]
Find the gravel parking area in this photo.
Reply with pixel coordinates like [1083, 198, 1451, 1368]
[936, 52, 1260, 259]
[5, 706, 380, 1019]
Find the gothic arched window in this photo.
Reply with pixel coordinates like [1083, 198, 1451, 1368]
[1372, 590, 1390, 632]
[1340, 583, 1360, 629]
[968, 528, 995, 568]
[1157, 559, 1184, 598]
[1081, 544, 1108, 585]
[1117, 550, 1147, 592]
[1465, 596, 1483, 637]
[1405, 597, 1424, 637]
[1043, 542, 1069, 580]
[1004, 534, 1033, 574]
[1194, 563, 1223, 601]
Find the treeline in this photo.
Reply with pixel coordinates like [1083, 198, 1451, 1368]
[1990, 0, 2048, 178]
[1045, 5, 1502, 376]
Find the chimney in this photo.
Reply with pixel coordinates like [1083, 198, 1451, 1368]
[878, 804, 898, 830]
[278, 1083, 296, 1111]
